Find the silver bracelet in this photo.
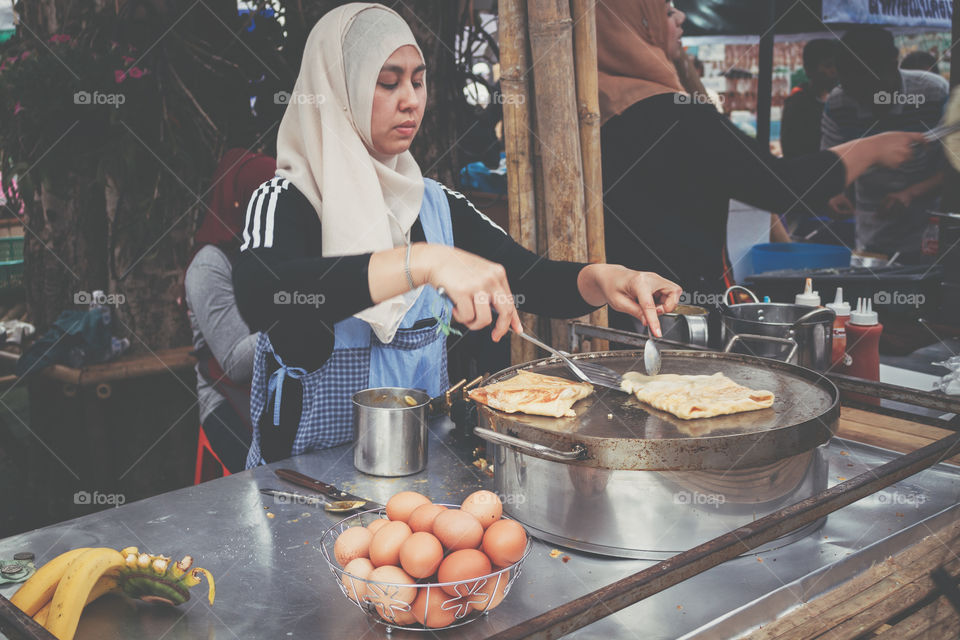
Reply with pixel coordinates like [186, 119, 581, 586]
[404, 242, 416, 290]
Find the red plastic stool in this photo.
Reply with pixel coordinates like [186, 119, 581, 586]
[194, 425, 231, 485]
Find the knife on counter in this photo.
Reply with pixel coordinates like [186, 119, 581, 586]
[274, 468, 384, 511]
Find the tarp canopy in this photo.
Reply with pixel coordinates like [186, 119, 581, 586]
[676, 0, 953, 35]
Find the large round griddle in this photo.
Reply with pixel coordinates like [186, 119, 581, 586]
[476, 350, 838, 471]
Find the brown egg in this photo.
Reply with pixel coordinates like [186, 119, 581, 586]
[399, 532, 444, 579]
[334, 526, 373, 566]
[369, 521, 412, 567]
[411, 586, 459, 628]
[470, 569, 510, 612]
[386, 491, 432, 522]
[460, 490, 503, 529]
[482, 519, 528, 566]
[380, 603, 418, 626]
[433, 509, 484, 551]
[437, 549, 492, 597]
[366, 565, 416, 617]
[341, 557, 374, 603]
[408, 503, 448, 533]
[367, 518, 390, 535]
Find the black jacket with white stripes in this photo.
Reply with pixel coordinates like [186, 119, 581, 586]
[233, 178, 598, 371]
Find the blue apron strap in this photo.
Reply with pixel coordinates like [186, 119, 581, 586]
[267, 351, 308, 427]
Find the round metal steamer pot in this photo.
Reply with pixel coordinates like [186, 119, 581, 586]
[474, 351, 839, 560]
[721, 303, 835, 372]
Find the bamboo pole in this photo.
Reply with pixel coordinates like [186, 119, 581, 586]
[527, 0, 589, 351]
[499, 0, 537, 365]
[570, 0, 607, 351]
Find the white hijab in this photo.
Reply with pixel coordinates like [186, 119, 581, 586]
[275, 3, 426, 343]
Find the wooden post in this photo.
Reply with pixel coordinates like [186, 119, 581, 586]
[527, 0, 589, 351]
[570, 0, 607, 351]
[500, 0, 537, 365]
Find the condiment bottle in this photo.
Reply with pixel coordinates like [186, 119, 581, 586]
[795, 277, 820, 306]
[842, 298, 883, 405]
[826, 288, 850, 370]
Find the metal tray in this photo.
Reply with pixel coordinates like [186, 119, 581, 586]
[477, 350, 838, 471]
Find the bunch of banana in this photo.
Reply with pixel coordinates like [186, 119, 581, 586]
[10, 546, 215, 640]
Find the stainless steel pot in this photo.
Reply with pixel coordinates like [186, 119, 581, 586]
[473, 350, 838, 559]
[483, 435, 827, 560]
[721, 286, 835, 371]
[352, 387, 429, 477]
[632, 304, 710, 347]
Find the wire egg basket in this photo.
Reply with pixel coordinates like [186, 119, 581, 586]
[319, 505, 532, 632]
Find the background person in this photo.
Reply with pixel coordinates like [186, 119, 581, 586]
[185, 148, 275, 472]
[597, 0, 922, 338]
[821, 25, 948, 262]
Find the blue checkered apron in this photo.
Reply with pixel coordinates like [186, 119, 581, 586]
[245, 179, 453, 468]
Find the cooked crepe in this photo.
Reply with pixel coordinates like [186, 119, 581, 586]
[620, 371, 774, 420]
[468, 370, 594, 418]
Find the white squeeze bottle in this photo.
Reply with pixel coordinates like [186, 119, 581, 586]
[795, 277, 821, 306]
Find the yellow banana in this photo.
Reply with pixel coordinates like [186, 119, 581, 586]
[10, 548, 92, 616]
[34, 574, 121, 625]
[44, 548, 125, 640]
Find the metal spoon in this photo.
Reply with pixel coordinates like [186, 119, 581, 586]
[644, 339, 662, 376]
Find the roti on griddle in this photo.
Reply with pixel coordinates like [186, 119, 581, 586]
[468, 370, 594, 418]
[620, 371, 774, 420]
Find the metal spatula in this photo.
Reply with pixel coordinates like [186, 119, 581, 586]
[514, 331, 660, 391]
[571, 339, 662, 390]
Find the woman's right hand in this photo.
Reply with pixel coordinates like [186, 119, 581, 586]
[414, 244, 522, 342]
[868, 131, 926, 169]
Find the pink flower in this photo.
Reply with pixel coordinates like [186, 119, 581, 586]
[48, 34, 71, 44]
[20, 51, 30, 60]
[128, 66, 145, 79]
[114, 69, 126, 84]
[13, 101, 23, 115]
[7, 57, 15, 65]
[122, 56, 135, 66]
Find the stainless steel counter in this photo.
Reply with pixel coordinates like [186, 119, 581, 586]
[1, 418, 958, 640]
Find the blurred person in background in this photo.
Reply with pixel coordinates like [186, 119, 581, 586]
[782, 39, 839, 158]
[598, 0, 920, 343]
[900, 51, 940, 75]
[821, 25, 948, 262]
[185, 148, 276, 472]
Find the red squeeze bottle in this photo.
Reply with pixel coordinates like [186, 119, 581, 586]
[842, 297, 882, 405]
[826, 288, 850, 370]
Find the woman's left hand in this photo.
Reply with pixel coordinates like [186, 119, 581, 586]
[577, 265, 683, 338]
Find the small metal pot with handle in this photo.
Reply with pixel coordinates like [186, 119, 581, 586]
[720, 286, 835, 371]
[632, 304, 710, 347]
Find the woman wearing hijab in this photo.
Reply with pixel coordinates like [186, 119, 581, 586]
[598, 0, 923, 327]
[185, 148, 277, 472]
[233, 3, 682, 468]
